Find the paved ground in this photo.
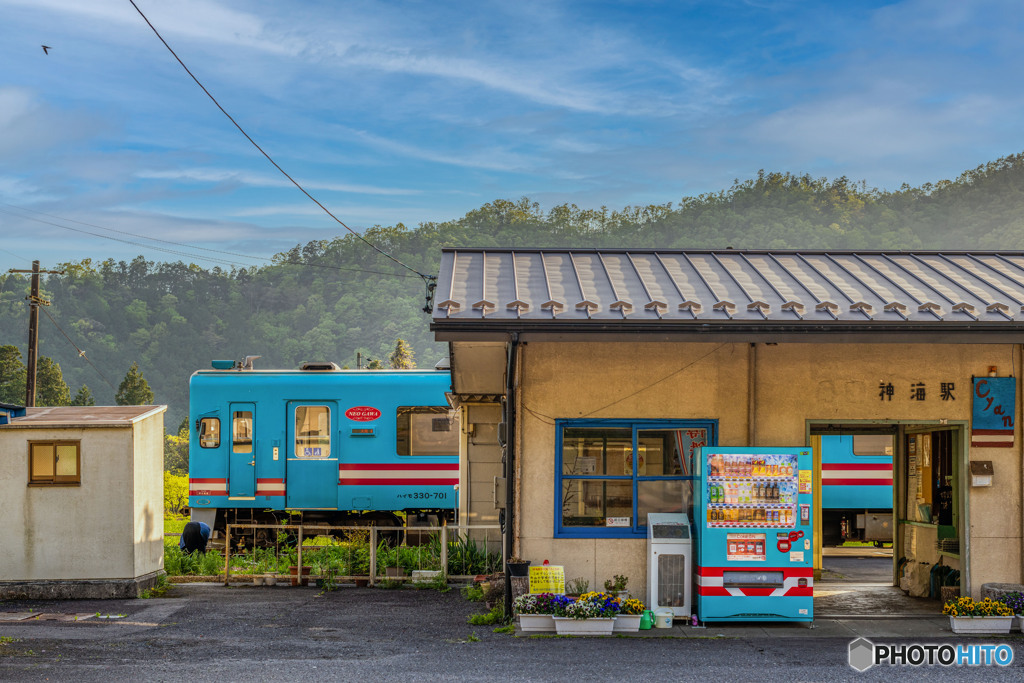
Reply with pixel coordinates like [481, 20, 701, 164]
[1, 582, 1021, 682]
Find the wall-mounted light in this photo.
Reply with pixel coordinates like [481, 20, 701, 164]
[988, 366, 998, 377]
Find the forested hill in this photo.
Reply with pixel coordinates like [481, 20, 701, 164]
[4, 152, 1024, 429]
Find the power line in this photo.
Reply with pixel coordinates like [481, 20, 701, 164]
[0, 205, 418, 278]
[127, 0, 435, 287]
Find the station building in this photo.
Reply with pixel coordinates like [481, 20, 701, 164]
[432, 248, 1024, 602]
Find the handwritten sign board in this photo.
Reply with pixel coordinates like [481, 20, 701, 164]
[972, 377, 1016, 447]
[528, 565, 565, 594]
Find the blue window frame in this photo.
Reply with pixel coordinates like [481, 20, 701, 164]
[555, 419, 716, 538]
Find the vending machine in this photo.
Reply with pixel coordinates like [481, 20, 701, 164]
[695, 447, 813, 622]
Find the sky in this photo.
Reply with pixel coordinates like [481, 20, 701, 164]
[2, 0, 1023, 274]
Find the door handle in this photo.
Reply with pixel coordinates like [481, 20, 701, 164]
[249, 461, 255, 466]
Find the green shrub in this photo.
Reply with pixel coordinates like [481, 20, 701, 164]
[468, 603, 507, 625]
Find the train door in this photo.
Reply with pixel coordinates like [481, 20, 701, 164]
[228, 403, 256, 497]
[286, 401, 338, 509]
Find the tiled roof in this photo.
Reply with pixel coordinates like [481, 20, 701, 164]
[431, 249, 1024, 339]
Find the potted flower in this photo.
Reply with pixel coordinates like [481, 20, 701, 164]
[613, 598, 646, 633]
[506, 557, 531, 577]
[603, 574, 629, 600]
[997, 592, 1024, 632]
[514, 592, 572, 632]
[943, 596, 1013, 633]
[552, 591, 621, 635]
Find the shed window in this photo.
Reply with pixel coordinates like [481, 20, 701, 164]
[556, 421, 715, 538]
[397, 406, 460, 456]
[199, 417, 220, 448]
[29, 441, 81, 486]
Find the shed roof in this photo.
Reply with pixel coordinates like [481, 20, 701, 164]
[431, 249, 1024, 342]
[0, 405, 166, 429]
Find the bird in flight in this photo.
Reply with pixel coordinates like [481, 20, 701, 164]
[42, 45, 51, 54]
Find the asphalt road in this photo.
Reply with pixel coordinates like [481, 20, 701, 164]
[1, 583, 1021, 682]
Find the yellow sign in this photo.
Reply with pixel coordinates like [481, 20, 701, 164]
[528, 565, 565, 594]
[798, 469, 812, 494]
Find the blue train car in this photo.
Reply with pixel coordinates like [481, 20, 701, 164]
[187, 360, 459, 537]
[820, 434, 894, 545]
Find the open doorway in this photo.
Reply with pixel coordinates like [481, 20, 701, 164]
[808, 422, 965, 616]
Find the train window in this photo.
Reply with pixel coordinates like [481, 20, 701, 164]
[295, 405, 331, 458]
[199, 418, 220, 448]
[397, 406, 459, 456]
[852, 434, 894, 456]
[28, 441, 81, 486]
[232, 411, 253, 454]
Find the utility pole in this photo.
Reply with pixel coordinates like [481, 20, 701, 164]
[8, 260, 64, 407]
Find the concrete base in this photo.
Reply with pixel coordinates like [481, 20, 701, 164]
[981, 582, 1024, 601]
[0, 571, 165, 600]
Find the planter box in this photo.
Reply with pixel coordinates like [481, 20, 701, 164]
[613, 614, 642, 633]
[552, 617, 615, 636]
[949, 615, 1013, 634]
[507, 562, 531, 577]
[518, 614, 556, 632]
[288, 566, 311, 586]
[1014, 615, 1024, 633]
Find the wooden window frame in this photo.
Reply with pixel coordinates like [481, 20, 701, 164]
[28, 440, 81, 486]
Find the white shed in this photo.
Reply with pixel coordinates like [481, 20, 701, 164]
[0, 405, 167, 599]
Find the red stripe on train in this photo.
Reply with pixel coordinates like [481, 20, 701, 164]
[338, 463, 458, 471]
[823, 478, 893, 486]
[338, 478, 459, 486]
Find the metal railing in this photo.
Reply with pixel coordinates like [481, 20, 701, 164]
[221, 523, 502, 586]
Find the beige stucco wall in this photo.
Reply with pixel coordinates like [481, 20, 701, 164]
[514, 341, 1021, 600]
[133, 412, 166, 577]
[0, 413, 165, 581]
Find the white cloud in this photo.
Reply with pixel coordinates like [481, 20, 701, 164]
[136, 168, 421, 195]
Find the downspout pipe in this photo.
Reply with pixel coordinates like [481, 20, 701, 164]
[503, 332, 519, 621]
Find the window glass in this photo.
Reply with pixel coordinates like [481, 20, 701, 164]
[31, 444, 55, 478]
[29, 441, 80, 485]
[55, 444, 78, 477]
[199, 418, 220, 448]
[853, 434, 894, 456]
[561, 479, 633, 527]
[637, 430, 685, 476]
[295, 405, 331, 458]
[232, 411, 253, 454]
[561, 428, 631, 475]
[637, 479, 689, 526]
[396, 407, 460, 455]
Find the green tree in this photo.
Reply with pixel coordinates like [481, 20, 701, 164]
[164, 416, 189, 475]
[164, 471, 189, 515]
[71, 384, 96, 406]
[389, 338, 416, 369]
[35, 356, 71, 406]
[0, 345, 26, 404]
[116, 361, 155, 405]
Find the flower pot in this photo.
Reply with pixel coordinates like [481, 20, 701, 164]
[264, 576, 277, 586]
[354, 578, 370, 588]
[552, 617, 615, 636]
[507, 561, 531, 577]
[253, 576, 263, 586]
[613, 614, 642, 632]
[289, 566, 311, 586]
[518, 614, 556, 633]
[949, 615, 1013, 634]
[1015, 614, 1024, 633]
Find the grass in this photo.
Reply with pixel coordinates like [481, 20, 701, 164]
[164, 515, 188, 535]
[468, 604, 507, 626]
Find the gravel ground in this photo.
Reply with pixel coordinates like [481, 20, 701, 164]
[1, 583, 1022, 682]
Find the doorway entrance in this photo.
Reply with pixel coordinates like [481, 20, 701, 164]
[807, 421, 965, 616]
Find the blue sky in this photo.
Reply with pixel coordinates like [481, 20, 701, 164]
[2, 0, 1023, 274]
